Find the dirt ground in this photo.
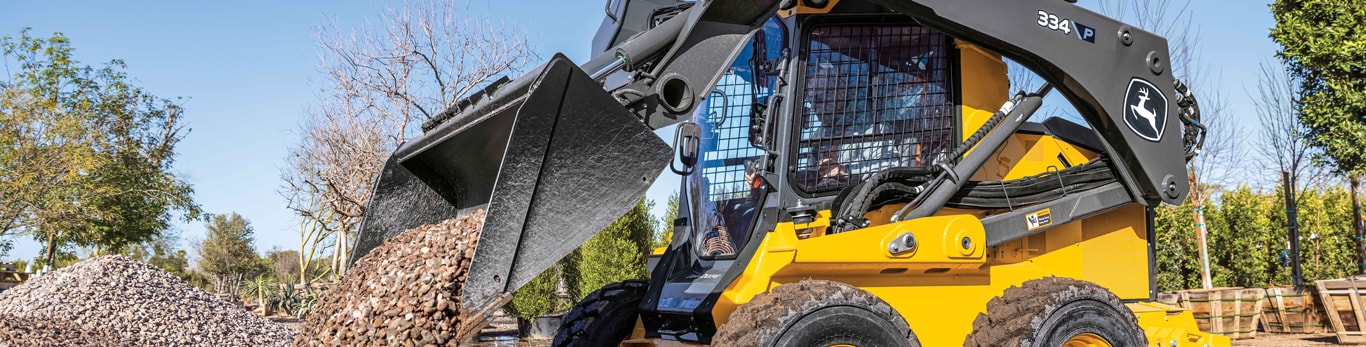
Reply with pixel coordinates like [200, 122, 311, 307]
[1233, 333, 1340, 346]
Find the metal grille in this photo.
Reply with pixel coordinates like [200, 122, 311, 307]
[795, 23, 957, 193]
[698, 68, 765, 202]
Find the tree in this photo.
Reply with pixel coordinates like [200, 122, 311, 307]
[1254, 61, 1323, 189]
[264, 248, 302, 285]
[1272, 0, 1366, 276]
[0, 29, 199, 268]
[197, 213, 264, 295]
[282, 1, 536, 277]
[572, 199, 654, 298]
[1208, 186, 1276, 288]
[1088, 0, 1246, 290]
[1271, 0, 1366, 178]
[1295, 187, 1357, 281]
[507, 198, 656, 321]
[504, 262, 572, 321]
[1252, 60, 1328, 285]
[1153, 198, 1201, 292]
[121, 229, 192, 281]
[655, 192, 680, 249]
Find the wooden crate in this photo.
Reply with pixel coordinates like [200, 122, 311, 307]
[1262, 285, 1329, 334]
[1316, 276, 1366, 344]
[1170, 287, 1265, 340]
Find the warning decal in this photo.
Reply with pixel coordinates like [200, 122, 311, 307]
[1026, 209, 1053, 231]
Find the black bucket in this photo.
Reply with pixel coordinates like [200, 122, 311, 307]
[350, 54, 672, 315]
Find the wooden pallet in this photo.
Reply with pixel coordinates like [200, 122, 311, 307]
[1262, 285, 1329, 334]
[1316, 276, 1366, 344]
[1170, 287, 1265, 340]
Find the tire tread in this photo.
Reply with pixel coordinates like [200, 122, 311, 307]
[964, 277, 1146, 347]
[551, 279, 648, 347]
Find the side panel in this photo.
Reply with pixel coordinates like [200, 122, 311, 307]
[719, 204, 1151, 346]
[956, 42, 1009, 145]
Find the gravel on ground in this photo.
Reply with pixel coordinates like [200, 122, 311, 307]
[0, 255, 295, 347]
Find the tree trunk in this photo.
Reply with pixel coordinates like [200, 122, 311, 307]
[1353, 177, 1364, 275]
[337, 228, 349, 275]
[1188, 168, 1213, 289]
[45, 232, 57, 270]
[1284, 171, 1303, 286]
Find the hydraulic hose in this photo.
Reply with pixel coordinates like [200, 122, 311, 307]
[892, 83, 1052, 222]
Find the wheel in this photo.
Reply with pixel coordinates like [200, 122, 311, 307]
[551, 279, 648, 347]
[965, 277, 1147, 347]
[713, 280, 919, 347]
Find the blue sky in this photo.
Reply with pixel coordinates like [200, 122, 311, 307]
[1, 1, 1276, 263]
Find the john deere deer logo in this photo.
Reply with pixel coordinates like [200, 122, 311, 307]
[1123, 78, 1168, 142]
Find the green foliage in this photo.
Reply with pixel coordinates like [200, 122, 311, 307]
[655, 192, 680, 249]
[241, 274, 278, 305]
[271, 282, 319, 318]
[572, 199, 653, 299]
[1297, 188, 1358, 281]
[506, 199, 656, 319]
[120, 229, 192, 281]
[1209, 186, 1277, 288]
[505, 262, 571, 321]
[1155, 183, 1363, 291]
[1153, 200, 1201, 292]
[263, 248, 301, 285]
[1271, 1, 1366, 176]
[198, 213, 264, 293]
[29, 248, 79, 270]
[0, 28, 199, 267]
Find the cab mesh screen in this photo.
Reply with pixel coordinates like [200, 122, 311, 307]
[795, 23, 956, 194]
[699, 70, 764, 202]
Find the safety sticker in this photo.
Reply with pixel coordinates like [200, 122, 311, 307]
[1026, 209, 1053, 230]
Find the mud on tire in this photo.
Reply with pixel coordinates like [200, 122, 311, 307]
[551, 280, 648, 347]
[713, 279, 919, 347]
[964, 277, 1147, 347]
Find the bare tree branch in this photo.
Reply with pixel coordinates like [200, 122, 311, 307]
[1253, 60, 1328, 194]
[281, 2, 536, 279]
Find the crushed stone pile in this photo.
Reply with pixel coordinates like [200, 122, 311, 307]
[294, 210, 484, 347]
[0, 255, 295, 347]
[0, 314, 132, 347]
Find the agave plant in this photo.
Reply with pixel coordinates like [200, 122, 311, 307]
[276, 283, 300, 317]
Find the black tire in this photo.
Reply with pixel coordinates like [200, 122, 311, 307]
[713, 280, 920, 347]
[965, 277, 1147, 347]
[552, 279, 648, 347]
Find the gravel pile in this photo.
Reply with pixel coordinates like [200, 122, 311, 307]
[0, 314, 132, 347]
[294, 210, 484, 347]
[0, 255, 295, 346]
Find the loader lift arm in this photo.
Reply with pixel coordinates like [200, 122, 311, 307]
[349, 0, 1202, 335]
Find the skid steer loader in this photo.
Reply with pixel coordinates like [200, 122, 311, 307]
[351, 0, 1225, 345]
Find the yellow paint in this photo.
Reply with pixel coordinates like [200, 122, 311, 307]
[700, 204, 1223, 346]
[1129, 302, 1230, 347]
[957, 42, 1009, 149]
[778, 0, 842, 18]
[1063, 333, 1112, 347]
[613, 12, 1227, 347]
